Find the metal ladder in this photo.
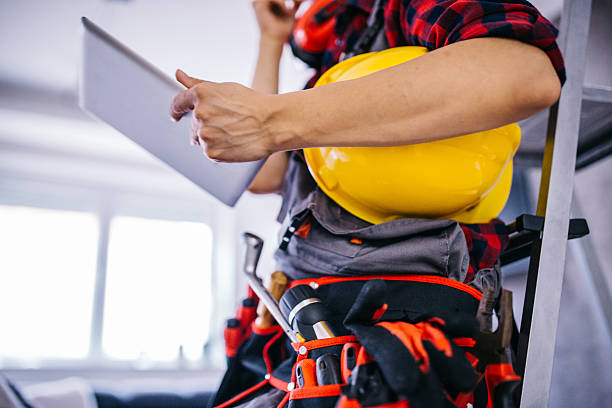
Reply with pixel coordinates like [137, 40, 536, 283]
[509, 0, 612, 406]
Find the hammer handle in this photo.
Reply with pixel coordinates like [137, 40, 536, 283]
[257, 271, 289, 328]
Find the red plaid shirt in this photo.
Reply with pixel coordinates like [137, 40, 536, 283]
[305, 0, 565, 88]
[298, 0, 563, 282]
[461, 220, 510, 283]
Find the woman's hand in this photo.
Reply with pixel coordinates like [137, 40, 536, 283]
[170, 70, 284, 163]
[253, 0, 302, 43]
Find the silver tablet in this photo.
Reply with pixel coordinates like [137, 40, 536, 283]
[79, 17, 264, 206]
[0, 375, 31, 408]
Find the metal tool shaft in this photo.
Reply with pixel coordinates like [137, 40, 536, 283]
[242, 232, 300, 343]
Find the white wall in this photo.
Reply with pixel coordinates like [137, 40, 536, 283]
[0, 0, 313, 380]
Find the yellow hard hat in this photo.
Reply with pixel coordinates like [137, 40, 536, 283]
[304, 46, 521, 224]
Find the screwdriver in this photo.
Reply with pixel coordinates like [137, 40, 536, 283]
[243, 233, 302, 343]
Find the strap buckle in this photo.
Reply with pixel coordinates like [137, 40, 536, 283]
[279, 211, 311, 251]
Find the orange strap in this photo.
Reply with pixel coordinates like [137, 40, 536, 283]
[269, 375, 289, 392]
[289, 384, 342, 400]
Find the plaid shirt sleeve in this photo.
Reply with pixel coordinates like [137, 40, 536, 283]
[385, 0, 566, 83]
[460, 219, 510, 284]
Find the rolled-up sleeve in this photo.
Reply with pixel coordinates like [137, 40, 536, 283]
[386, 0, 566, 83]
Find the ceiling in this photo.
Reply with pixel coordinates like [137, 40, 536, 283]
[0, 0, 263, 93]
[0, 0, 562, 95]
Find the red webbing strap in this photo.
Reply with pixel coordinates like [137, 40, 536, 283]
[269, 374, 289, 392]
[289, 384, 342, 400]
[336, 397, 411, 408]
[214, 379, 269, 408]
[276, 391, 290, 408]
[289, 274, 482, 301]
[263, 329, 286, 375]
[368, 401, 411, 408]
[291, 335, 358, 353]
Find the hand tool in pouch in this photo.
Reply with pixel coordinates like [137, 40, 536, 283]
[223, 318, 243, 358]
[296, 359, 318, 388]
[256, 270, 289, 328]
[342, 349, 396, 407]
[340, 342, 360, 383]
[469, 288, 521, 408]
[237, 297, 258, 331]
[280, 284, 338, 341]
[316, 354, 342, 385]
[242, 232, 302, 343]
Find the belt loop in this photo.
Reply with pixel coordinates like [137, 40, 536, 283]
[279, 211, 311, 251]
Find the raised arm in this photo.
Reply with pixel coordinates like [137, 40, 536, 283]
[246, 1, 299, 194]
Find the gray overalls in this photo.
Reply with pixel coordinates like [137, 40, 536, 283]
[273, 152, 502, 294]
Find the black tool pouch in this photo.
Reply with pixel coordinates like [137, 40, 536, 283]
[210, 324, 288, 408]
[211, 275, 484, 408]
[280, 276, 484, 408]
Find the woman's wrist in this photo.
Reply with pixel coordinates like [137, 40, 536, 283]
[259, 34, 286, 55]
[252, 35, 285, 94]
[264, 91, 312, 153]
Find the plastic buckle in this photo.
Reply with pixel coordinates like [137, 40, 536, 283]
[279, 212, 310, 251]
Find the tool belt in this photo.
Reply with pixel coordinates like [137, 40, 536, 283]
[209, 274, 511, 408]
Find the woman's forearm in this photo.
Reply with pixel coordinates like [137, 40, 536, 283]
[251, 36, 284, 94]
[248, 36, 290, 194]
[268, 38, 561, 150]
[170, 38, 561, 164]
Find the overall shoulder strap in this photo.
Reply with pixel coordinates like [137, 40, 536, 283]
[342, 0, 388, 60]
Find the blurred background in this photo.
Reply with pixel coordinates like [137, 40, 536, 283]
[0, 0, 610, 407]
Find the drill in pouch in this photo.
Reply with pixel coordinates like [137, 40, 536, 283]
[280, 284, 338, 341]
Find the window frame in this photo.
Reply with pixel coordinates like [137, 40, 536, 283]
[0, 175, 236, 372]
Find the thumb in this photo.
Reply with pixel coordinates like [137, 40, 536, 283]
[176, 69, 204, 88]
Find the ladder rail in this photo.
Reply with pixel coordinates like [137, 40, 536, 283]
[518, 0, 594, 406]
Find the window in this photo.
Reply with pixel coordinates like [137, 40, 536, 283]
[0, 205, 98, 360]
[102, 216, 213, 362]
[0, 203, 216, 369]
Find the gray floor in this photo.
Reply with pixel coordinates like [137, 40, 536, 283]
[503, 156, 612, 407]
